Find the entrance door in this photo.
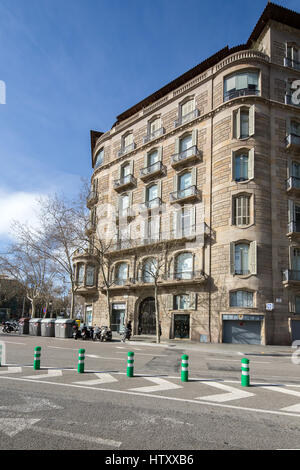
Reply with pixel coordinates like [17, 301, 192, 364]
[291, 320, 300, 342]
[174, 314, 190, 339]
[138, 297, 156, 335]
[111, 304, 126, 332]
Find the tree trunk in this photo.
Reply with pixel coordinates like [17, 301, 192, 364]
[106, 289, 111, 329]
[154, 283, 160, 344]
[70, 288, 75, 319]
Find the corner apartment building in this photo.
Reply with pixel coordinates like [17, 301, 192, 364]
[73, 2, 300, 345]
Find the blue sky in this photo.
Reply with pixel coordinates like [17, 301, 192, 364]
[0, 0, 299, 246]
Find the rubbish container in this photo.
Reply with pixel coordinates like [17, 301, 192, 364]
[41, 318, 55, 337]
[29, 318, 42, 336]
[19, 317, 30, 335]
[55, 319, 76, 339]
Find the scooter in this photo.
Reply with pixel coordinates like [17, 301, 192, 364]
[1, 321, 14, 333]
[121, 327, 131, 343]
[81, 325, 94, 340]
[100, 326, 112, 342]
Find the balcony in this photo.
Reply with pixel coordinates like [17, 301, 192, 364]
[174, 109, 200, 128]
[282, 269, 300, 288]
[117, 143, 135, 157]
[86, 190, 98, 208]
[73, 247, 98, 262]
[114, 174, 136, 192]
[140, 197, 162, 213]
[85, 220, 97, 236]
[284, 57, 300, 71]
[286, 134, 300, 153]
[171, 145, 201, 169]
[286, 176, 300, 196]
[162, 270, 206, 286]
[116, 207, 135, 222]
[140, 161, 166, 181]
[170, 185, 201, 204]
[287, 221, 300, 240]
[224, 87, 260, 102]
[143, 127, 165, 144]
[75, 282, 98, 296]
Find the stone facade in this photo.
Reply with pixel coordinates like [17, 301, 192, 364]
[74, 3, 300, 345]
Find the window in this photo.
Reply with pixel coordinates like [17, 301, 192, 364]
[233, 106, 255, 139]
[119, 133, 134, 155]
[115, 263, 128, 285]
[149, 118, 161, 136]
[286, 45, 300, 69]
[119, 194, 130, 217]
[230, 241, 257, 275]
[296, 295, 300, 314]
[86, 265, 95, 286]
[288, 200, 300, 232]
[174, 294, 190, 310]
[146, 216, 160, 241]
[179, 134, 193, 154]
[77, 264, 85, 284]
[174, 206, 195, 237]
[95, 148, 104, 168]
[233, 194, 251, 226]
[147, 149, 159, 167]
[230, 291, 254, 308]
[291, 120, 300, 137]
[175, 252, 193, 279]
[146, 184, 158, 204]
[180, 99, 195, 124]
[224, 72, 259, 101]
[142, 258, 157, 283]
[234, 153, 248, 181]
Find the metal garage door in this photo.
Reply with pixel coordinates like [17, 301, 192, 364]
[223, 320, 262, 344]
[291, 320, 300, 342]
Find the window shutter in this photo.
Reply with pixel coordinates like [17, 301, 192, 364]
[230, 242, 235, 274]
[191, 206, 196, 234]
[289, 245, 294, 269]
[286, 118, 291, 137]
[289, 294, 296, 314]
[249, 241, 257, 275]
[288, 159, 292, 179]
[157, 146, 163, 162]
[232, 150, 236, 180]
[141, 218, 147, 241]
[191, 167, 197, 187]
[236, 108, 241, 139]
[192, 128, 198, 147]
[249, 105, 255, 137]
[130, 160, 134, 175]
[248, 148, 254, 180]
[189, 293, 197, 310]
[129, 191, 133, 207]
[118, 165, 122, 179]
[142, 186, 146, 204]
[175, 137, 180, 155]
[288, 200, 294, 224]
[144, 153, 148, 168]
[167, 294, 174, 310]
[157, 180, 162, 200]
[173, 174, 178, 192]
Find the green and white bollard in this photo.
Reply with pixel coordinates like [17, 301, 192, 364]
[78, 348, 85, 373]
[181, 354, 189, 382]
[33, 346, 41, 370]
[127, 352, 134, 377]
[241, 358, 250, 387]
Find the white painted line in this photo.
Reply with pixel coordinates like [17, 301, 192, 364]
[1, 375, 300, 419]
[116, 351, 167, 357]
[0, 367, 22, 375]
[129, 377, 182, 393]
[281, 404, 300, 413]
[31, 425, 121, 448]
[262, 385, 300, 413]
[211, 358, 271, 364]
[195, 381, 255, 403]
[1, 341, 27, 345]
[0, 418, 41, 437]
[73, 373, 118, 386]
[23, 369, 63, 379]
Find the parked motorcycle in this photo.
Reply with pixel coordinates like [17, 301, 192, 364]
[72, 324, 81, 340]
[81, 325, 94, 340]
[99, 326, 112, 342]
[92, 326, 101, 341]
[1, 321, 16, 333]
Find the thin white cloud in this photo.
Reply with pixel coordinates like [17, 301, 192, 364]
[0, 189, 41, 238]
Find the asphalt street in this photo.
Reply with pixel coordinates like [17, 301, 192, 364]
[0, 332, 300, 450]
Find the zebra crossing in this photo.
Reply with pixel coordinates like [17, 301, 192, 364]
[1, 365, 300, 417]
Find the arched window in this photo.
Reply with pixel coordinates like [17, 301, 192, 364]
[142, 258, 157, 283]
[147, 149, 159, 167]
[115, 263, 128, 285]
[95, 148, 104, 168]
[175, 253, 193, 279]
[146, 183, 158, 208]
[179, 134, 193, 153]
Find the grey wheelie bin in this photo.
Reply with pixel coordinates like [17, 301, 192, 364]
[29, 318, 42, 336]
[19, 317, 30, 335]
[41, 318, 55, 337]
[55, 319, 76, 338]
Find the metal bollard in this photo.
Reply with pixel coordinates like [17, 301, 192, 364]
[241, 358, 250, 387]
[34, 347, 41, 370]
[78, 348, 85, 373]
[127, 352, 134, 377]
[181, 354, 189, 382]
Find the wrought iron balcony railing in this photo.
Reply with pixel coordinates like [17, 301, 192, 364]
[113, 174, 137, 190]
[286, 176, 300, 191]
[170, 185, 200, 203]
[287, 221, 300, 234]
[117, 142, 135, 157]
[171, 145, 200, 166]
[143, 127, 165, 144]
[174, 109, 200, 127]
[234, 269, 250, 276]
[116, 207, 135, 220]
[284, 57, 300, 71]
[140, 197, 162, 212]
[140, 161, 166, 179]
[285, 134, 300, 148]
[162, 270, 205, 281]
[224, 88, 260, 102]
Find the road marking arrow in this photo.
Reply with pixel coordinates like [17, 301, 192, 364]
[263, 386, 300, 413]
[23, 369, 63, 379]
[0, 396, 63, 413]
[0, 418, 40, 437]
[195, 381, 255, 403]
[73, 373, 118, 386]
[129, 377, 182, 393]
[0, 367, 22, 375]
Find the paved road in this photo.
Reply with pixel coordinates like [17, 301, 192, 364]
[0, 333, 300, 450]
